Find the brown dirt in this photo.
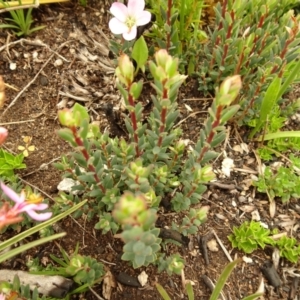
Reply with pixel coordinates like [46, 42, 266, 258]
[0, 1, 300, 300]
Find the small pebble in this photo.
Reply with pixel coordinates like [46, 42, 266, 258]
[40, 75, 49, 86]
[54, 59, 63, 67]
[9, 62, 17, 70]
[238, 196, 247, 203]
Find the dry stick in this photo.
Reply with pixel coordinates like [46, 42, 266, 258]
[2, 55, 53, 115]
[19, 177, 55, 202]
[1, 41, 70, 116]
[183, 97, 214, 101]
[4, 82, 19, 91]
[174, 111, 207, 128]
[89, 287, 105, 300]
[0, 119, 35, 125]
[202, 195, 237, 220]
[59, 91, 90, 102]
[233, 167, 258, 174]
[23, 157, 61, 177]
[0, 39, 69, 62]
[208, 181, 242, 191]
[212, 229, 233, 262]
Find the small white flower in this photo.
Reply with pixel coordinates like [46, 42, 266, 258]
[109, 0, 151, 41]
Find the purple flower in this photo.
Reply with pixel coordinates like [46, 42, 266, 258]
[0, 183, 52, 221]
[109, 0, 151, 41]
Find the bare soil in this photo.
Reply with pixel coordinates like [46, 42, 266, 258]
[0, 1, 300, 300]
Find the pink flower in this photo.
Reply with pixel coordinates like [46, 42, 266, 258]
[0, 182, 52, 222]
[0, 127, 8, 145]
[0, 293, 5, 300]
[0, 202, 23, 229]
[109, 0, 151, 41]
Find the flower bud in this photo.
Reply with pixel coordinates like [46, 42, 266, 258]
[155, 49, 170, 70]
[113, 192, 147, 225]
[218, 75, 242, 105]
[116, 54, 134, 86]
[58, 108, 76, 127]
[0, 127, 8, 146]
[201, 165, 216, 182]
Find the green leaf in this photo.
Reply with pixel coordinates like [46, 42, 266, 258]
[0, 233, 66, 264]
[0, 200, 87, 262]
[156, 283, 171, 300]
[57, 128, 77, 146]
[209, 259, 240, 300]
[256, 131, 300, 141]
[250, 76, 281, 138]
[278, 58, 300, 100]
[132, 36, 148, 75]
[242, 293, 264, 300]
[186, 281, 195, 300]
[73, 103, 90, 126]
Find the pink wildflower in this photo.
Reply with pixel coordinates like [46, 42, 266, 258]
[0, 202, 23, 229]
[0, 127, 8, 146]
[0, 182, 52, 222]
[109, 0, 151, 41]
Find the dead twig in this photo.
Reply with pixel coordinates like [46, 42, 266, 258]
[208, 181, 242, 191]
[174, 110, 207, 128]
[0, 119, 35, 125]
[89, 286, 105, 300]
[0, 38, 69, 62]
[1, 41, 71, 116]
[212, 230, 233, 262]
[198, 231, 213, 265]
[59, 91, 90, 102]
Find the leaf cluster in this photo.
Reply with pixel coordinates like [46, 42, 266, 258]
[32, 243, 105, 287]
[0, 148, 26, 180]
[228, 221, 300, 263]
[228, 221, 275, 253]
[253, 165, 300, 203]
[55, 53, 240, 270]
[195, 0, 300, 126]
[122, 227, 161, 268]
[0, 0, 45, 36]
[146, 0, 207, 74]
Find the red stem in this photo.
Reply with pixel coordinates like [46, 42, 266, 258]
[157, 107, 167, 147]
[71, 126, 106, 194]
[196, 105, 223, 164]
[127, 90, 140, 157]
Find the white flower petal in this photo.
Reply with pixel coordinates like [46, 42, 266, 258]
[110, 2, 128, 22]
[123, 26, 137, 41]
[128, 0, 145, 15]
[109, 18, 129, 35]
[136, 11, 151, 26]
